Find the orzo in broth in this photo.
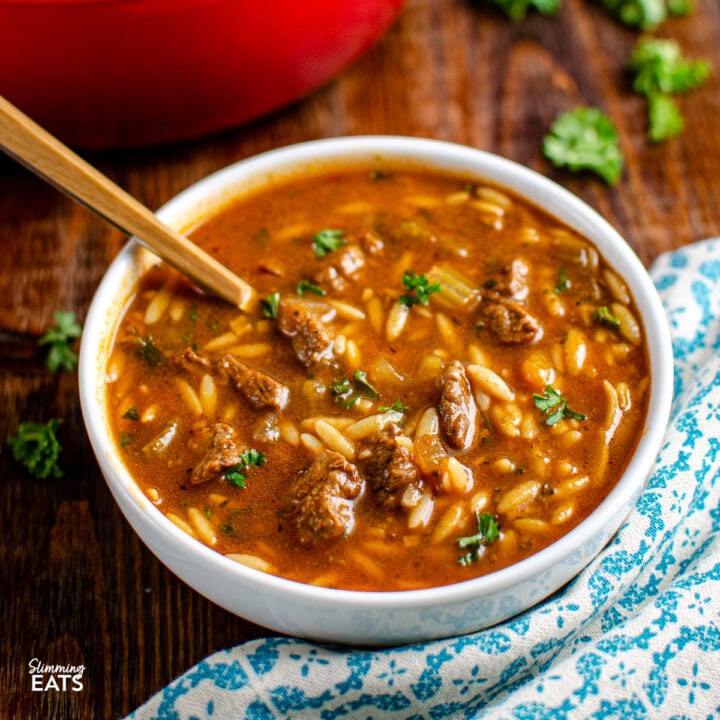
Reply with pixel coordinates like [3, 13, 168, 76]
[106, 167, 650, 591]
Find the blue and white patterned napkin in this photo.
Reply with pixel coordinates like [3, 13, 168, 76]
[127, 239, 720, 720]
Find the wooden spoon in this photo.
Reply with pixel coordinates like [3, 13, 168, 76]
[0, 95, 255, 309]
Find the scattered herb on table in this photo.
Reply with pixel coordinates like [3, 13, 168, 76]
[297, 280, 326, 296]
[476, 0, 560, 21]
[312, 229, 346, 257]
[38, 310, 82, 372]
[226, 449, 266, 488]
[398, 271, 442, 307]
[599, 0, 667, 31]
[331, 369, 380, 409]
[534, 384, 587, 425]
[543, 107, 624, 185]
[8, 419, 64, 480]
[626, 37, 710, 142]
[457, 512, 500, 566]
[261, 292, 280, 319]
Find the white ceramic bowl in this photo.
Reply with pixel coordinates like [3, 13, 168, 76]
[79, 136, 674, 646]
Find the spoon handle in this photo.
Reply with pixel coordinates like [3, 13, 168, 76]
[0, 95, 255, 309]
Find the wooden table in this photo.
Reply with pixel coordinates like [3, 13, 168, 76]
[2, 1, 718, 716]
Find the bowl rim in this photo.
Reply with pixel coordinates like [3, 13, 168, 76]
[80, 134, 674, 612]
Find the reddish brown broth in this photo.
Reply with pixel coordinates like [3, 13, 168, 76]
[106, 168, 650, 591]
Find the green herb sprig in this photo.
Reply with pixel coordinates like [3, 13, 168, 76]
[398, 272, 442, 307]
[38, 311, 82, 372]
[8, 419, 64, 480]
[331, 369, 380, 409]
[312, 229, 346, 258]
[226, 449, 266, 488]
[261, 292, 280, 319]
[457, 512, 500, 566]
[533, 385, 587, 426]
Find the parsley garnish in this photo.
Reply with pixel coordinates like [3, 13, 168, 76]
[457, 512, 500, 566]
[593, 306, 620, 328]
[122, 406, 140, 421]
[478, 0, 560, 21]
[38, 310, 82, 372]
[297, 280, 326, 296]
[8, 419, 64, 479]
[134, 336, 165, 367]
[533, 385, 587, 426]
[261, 292, 280, 319]
[626, 38, 710, 143]
[554, 268, 570, 293]
[331, 369, 380, 409]
[543, 108, 624, 185]
[398, 272, 442, 307]
[226, 449, 266, 488]
[312, 229, 346, 257]
[119, 432, 135, 448]
[378, 399, 407, 413]
[600, 0, 667, 30]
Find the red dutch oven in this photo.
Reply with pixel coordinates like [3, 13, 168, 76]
[0, 0, 405, 148]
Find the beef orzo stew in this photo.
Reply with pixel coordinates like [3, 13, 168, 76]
[105, 166, 650, 592]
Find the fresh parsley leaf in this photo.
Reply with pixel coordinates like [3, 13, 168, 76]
[312, 229, 346, 257]
[119, 432, 135, 448]
[478, 0, 560, 21]
[543, 108, 624, 185]
[599, 0, 666, 30]
[378, 399, 407, 413]
[331, 370, 380, 409]
[226, 449, 266, 488]
[134, 336, 165, 367]
[533, 385, 587, 426]
[555, 268, 570, 293]
[667, 0, 693, 16]
[122, 406, 140, 421]
[38, 310, 82, 372]
[8, 419, 64, 479]
[627, 38, 710, 97]
[647, 93, 684, 142]
[398, 272, 442, 307]
[261, 292, 280, 319]
[297, 280, 326, 296]
[593, 305, 621, 328]
[457, 512, 500, 566]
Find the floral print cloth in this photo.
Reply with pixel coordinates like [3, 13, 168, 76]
[128, 239, 720, 720]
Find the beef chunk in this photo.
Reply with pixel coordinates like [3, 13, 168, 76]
[191, 423, 242, 484]
[219, 354, 289, 409]
[359, 426, 420, 508]
[476, 299, 540, 345]
[439, 361, 477, 450]
[175, 347, 211, 370]
[314, 265, 348, 294]
[291, 450, 363, 544]
[277, 296, 336, 367]
[496, 258, 530, 301]
[336, 243, 366, 276]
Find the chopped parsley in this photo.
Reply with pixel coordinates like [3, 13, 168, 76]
[119, 432, 135, 448]
[331, 369, 380, 409]
[297, 280, 326, 296]
[134, 336, 165, 367]
[398, 272, 442, 307]
[312, 229, 346, 257]
[543, 107, 624, 185]
[8, 419, 64, 480]
[593, 305, 620, 328]
[477, 0, 560, 21]
[457, 512, 500, 566]
[554, 268, 570, 293]
[378, 399, 407, 413]
[38, 310, 82, 372]
[533, 385, 587, 426]
[226, 449, 266, 488]
[261, 292, 280, 319]
[626, 38, 710, 142]
[122, 406, 140, 421]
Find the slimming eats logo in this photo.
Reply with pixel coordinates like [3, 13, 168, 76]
[28, 658, 85, 692]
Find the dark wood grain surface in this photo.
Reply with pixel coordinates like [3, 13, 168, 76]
[2, 0, 719, 716]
